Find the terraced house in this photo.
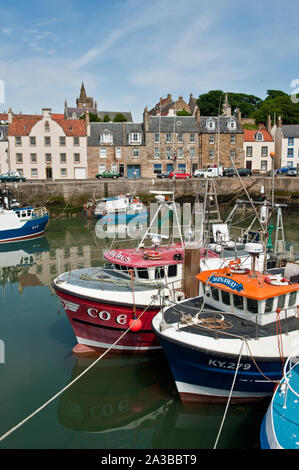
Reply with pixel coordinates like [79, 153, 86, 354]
[7, 108, 88, 180]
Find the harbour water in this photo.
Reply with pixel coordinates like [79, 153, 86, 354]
[0, 210, 298, 450]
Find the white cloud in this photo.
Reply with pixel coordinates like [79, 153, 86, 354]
[1, 28, 12, 36]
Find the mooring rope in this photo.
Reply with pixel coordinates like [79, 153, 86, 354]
[0, 293, 159, 443]
[213, 338, 245, 449]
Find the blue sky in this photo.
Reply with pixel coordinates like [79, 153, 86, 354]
[0, 0, 299, 121]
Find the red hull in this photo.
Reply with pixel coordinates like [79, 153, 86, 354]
[54, 287, 161, 355]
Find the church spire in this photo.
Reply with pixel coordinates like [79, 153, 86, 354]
[79, 82, 87, 100]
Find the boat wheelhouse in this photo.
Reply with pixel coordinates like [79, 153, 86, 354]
[152, 251, 299, 403]
[84, 194, 148, 223]
[0, 206, 49, 243]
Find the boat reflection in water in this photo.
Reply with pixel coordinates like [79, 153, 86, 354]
[57, 351, 269, 449]
[153, 399, 270, 449]
[57, 353, 176, 448]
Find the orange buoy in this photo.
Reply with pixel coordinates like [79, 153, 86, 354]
[129, 317, 142, 332]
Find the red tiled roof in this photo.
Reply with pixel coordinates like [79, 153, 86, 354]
[8, 114, 86, 136]
[8, 115, 42, 136]
[53, 118, 86, 136]
[243, 129, 273, 142]
[0, 113, 8, 121]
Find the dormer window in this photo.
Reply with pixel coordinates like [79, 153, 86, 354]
[227, 118, 237, 130]
[100, 129, 113, 144]
[129, 132, 141, 144]
[205, 118, 215, 130]
[254, 131, 264, 141]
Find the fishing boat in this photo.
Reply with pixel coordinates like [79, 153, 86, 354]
[260, 348, 299, 449]
[52, 191, 268, 356]
[152, 248, 299, 404]
[83, 194, 148, 223]
[0, 204, 49, 243]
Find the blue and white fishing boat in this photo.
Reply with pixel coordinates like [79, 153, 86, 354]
[260, 348, 299, 449]
[0, 206, 49, 243]
[152, 246, 299, 404]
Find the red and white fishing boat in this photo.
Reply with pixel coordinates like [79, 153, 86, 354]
[52, 191, 268, 356]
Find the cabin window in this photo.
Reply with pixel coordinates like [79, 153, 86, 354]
[137, 267, 149, 279]
[289, 291, 297, 307]
[265, 298, 274, 313]
[22, 212, 27, 218]
[204, 284, 210, 296]
[121, 265, 128, 272]
[155, 267, 165, 279]
[247, 298, 258, 314]
[211, 287, 219, 301]
[277, 295, 286, 310]
[114, 264, 121, 270]
[233, 294, 243, 309]
[168, 264, 177, 277]
[16, 211, 20, 218]
[221, 290, 231, 306]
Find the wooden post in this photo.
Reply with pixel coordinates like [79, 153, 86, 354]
[183, 242, 202, 298]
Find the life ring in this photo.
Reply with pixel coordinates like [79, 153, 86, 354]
[146, 250, 162, 260]
[264, 275, 289, 286]
[229, 259, 249, 274]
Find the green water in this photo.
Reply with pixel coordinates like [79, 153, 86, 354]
[0, 211, 298, 450]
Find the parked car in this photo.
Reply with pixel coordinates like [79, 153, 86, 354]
[95, 170, 121, 179]
[276, 167, 289, 175]
[237, 168, 252, 177]
[223, 167, 237, 177]
[168, 170, 192, 179]
[0, 171, 26, 182]
[287, 168, 297, 176]
[157, 171, 172, 178]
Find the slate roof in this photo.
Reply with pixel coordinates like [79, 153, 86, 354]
[148, 116, 199, 133]
[281, 125, 299, 138]
[66, 107, 133, 122]
[199, 116, 243, 134]
[88, 122, 145, 146]
[0, 125, 8, 140]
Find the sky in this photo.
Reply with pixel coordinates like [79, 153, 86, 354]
[0, 0, 299, 121]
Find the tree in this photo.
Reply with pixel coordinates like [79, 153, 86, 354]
[113, 113, 127, 122]
[196, 90, 224, 116]
[103, 114, 111, 122]
[226, 92, 262, 117]
[254, 90, 299, 124]
[177, 109, 192, 116]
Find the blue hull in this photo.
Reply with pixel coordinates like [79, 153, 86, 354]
[97, 212, 148, 224]
[156, 334, 282, 402]
[0, 214, 49, 243]
[260, 362, 299, 449]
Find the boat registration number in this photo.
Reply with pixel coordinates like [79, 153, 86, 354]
[208, 359, 251, 370]
[87, 307, 127, 325]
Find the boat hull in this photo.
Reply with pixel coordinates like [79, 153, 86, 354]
[153, 331, 284, 404]
[95, 212, 148, 224]
[0, 214, 49, 243]
[54, 286, 161, 354]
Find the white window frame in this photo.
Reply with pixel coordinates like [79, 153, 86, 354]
[99, 147, 107, 159]
[227, 118, 237, 130]
[206, 119, 215, 130]
[129, 132, 141, 144]
[133, 148, 139, 158]
[115, 147, 122, 159]
[100, 129, 113, 144]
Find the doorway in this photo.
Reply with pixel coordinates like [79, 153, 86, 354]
[46, 167, 53, 179]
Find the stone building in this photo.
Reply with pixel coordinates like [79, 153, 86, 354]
[0, 123, 8, 173]
[148, 93, 196, 116]
[65, 83, 133, 122]
[7, 108, 88, 180]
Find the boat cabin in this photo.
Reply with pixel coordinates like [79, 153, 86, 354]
[104, 246, 184, 287]
[14, 207, 34, 220]
[196, 264, 299, 326]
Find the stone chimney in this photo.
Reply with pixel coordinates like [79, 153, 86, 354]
[42, 108, 51, 119]
[195, 106, 201, 126]
[8, 107, 13, 123]
[236, 107, 241, 123]
[86, 111, 90, 136]
[143, 106, 149, 132]
[277, 116, 282, 127]
[267, 115, 271, 133]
